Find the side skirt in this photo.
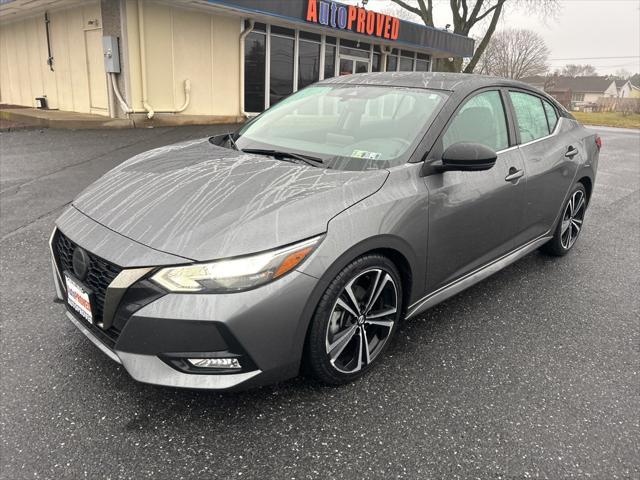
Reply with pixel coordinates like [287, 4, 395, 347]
[406, 234, 552, 319]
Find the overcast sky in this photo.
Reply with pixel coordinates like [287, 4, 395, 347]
[351, 0, 640, 75]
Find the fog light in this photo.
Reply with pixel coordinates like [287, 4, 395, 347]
[187, 358, 241, 369]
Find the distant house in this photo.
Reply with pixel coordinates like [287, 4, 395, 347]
[520, 75, 618, 110]
[615, 80, 632, 98]
[630, 84, 640, 99]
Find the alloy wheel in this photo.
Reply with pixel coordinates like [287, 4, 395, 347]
[560, 189, 586, 249]
[325, 268, 398, 374]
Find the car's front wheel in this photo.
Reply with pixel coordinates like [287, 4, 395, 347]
[306, 255, 403, 385]
[542, 182, 588, 256]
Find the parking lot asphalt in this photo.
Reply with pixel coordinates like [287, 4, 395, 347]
[1, 125, 638, 480]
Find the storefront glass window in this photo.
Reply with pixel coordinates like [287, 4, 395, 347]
[270, 35, 294, 106]
[372, 53, 381, 72]
[298, 40, 321, 90]
[399, 50, 414, 71]
[415, 59, 429, 71]
[386, 50, 398, 72]
[244, 31, 266, 112]
[324, 44, 336, 79]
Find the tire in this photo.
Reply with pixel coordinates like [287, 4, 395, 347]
[541, 183, 588, 256]
[306, 254, 403, 386]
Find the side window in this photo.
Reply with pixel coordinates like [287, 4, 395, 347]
[509, 91, 550, 143]
[542, 99, 558, 133]
[443, 91, 509, 152]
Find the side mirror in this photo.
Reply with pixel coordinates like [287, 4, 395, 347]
[437, 142, 497, 172]
[208, 133, 234, 147]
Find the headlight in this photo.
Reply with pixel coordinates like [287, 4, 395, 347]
[151, 236, 321, 293]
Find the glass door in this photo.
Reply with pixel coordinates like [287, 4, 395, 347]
[355, 60, 369, 73]
[339, 57, 354, 76]
[339, 55, 370, 76]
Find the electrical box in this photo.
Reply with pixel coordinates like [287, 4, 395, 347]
[102, 36, 120, 73]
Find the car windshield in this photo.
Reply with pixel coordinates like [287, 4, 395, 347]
[234, 84, 448, 171]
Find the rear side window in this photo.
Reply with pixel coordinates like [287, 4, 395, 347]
[542, 99, 558, 132]
[443, 91, 509, 151]
[509, 91, 553, 143]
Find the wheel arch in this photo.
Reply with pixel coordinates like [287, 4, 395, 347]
[577, 175, 593, 204]
[295, 235, 420, 374]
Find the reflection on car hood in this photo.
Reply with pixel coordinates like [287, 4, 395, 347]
[73, 138, 389, 261]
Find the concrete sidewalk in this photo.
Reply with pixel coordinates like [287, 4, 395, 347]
[0, 106, 244, 130]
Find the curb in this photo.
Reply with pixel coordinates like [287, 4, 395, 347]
[0, 109, 245, 130]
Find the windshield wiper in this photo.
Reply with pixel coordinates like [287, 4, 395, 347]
[241, 148, 324, 167]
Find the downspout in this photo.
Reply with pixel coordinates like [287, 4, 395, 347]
[239, 19, 254, 118]
[137, 0, 155, 118]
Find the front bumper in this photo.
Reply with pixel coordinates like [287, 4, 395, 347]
[65, 312, 262, 389]
[51, 221, 321, 391]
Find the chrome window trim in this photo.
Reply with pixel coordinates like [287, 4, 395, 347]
[517, 116, 562, 148]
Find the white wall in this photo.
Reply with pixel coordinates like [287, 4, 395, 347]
[124, 0, 241, 117]
[0, 2, 108, 115]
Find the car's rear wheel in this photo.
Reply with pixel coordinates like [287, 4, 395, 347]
[542, 183, 587, 256]
[306, 255, 403, 385]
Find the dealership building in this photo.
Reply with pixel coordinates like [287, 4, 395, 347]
[0, 0, 474, 122]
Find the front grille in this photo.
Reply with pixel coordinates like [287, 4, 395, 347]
[53, 230, 123, 347]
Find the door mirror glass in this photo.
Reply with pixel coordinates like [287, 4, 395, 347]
[440, 142, 497, 171]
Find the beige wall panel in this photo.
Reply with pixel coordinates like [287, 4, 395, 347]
[16, 21, 34, 105]
[65, 8, 91, 113]
[211, 15, 240, 116]
[82, 2, 107, 113]
[0, 24, 17, 104]
[25, 17, 45, 104]
[125, 1, 241, 117]
[3, 23, 27, 105]
[171, 8, 212, 115]
[0, 26, 8, 103]
[0, 2, 103, 113]
[49, 9, 74, 111]
[142, 2, 175, 110]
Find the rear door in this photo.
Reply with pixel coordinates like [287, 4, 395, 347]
[424, 89, 526, 292]
[508, 90, 581, 244]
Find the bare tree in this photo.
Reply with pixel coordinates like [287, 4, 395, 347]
[613, 69, 631, 80]
[561, 64, 597, 77]
[475, 29, 549, 79]
[389, 0, 559, 73]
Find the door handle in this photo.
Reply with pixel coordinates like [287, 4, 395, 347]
[505, 168, 524, 182]
[565, 146, 579, 158]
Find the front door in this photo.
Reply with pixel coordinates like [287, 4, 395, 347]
[424, 90, 526, 292]
[339, 55, 369, 76]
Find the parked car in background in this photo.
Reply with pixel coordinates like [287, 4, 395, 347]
[50, 73, 600, 390]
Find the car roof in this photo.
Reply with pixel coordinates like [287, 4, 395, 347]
[318, 72, 539, 95]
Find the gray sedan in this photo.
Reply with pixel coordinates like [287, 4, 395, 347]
[50, 72, 600, 390]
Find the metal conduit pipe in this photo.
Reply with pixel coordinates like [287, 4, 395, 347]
[239, 19, 255, 118]
[137, 0, 155, 118]
[110, 72, 133, 114]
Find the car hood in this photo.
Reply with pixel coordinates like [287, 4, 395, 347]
[72, 138, 389, 261]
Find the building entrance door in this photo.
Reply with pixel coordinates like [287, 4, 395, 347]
[339, 55, 370, 76]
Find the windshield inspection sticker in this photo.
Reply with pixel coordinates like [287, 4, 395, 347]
[351, 150, 382, 160]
